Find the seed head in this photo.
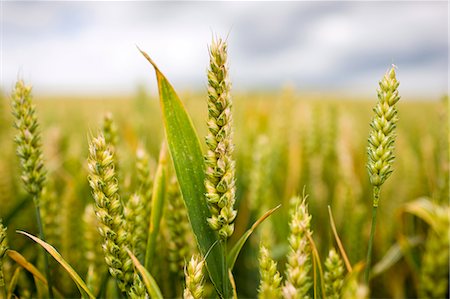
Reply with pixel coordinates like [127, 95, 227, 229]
[125, 193, 148, 264]
[87, 134, 145, 297]
[183, 255, 205, 299]
[258, 245, 282, 299]
[283, 196, 313, 299]
[324, 249, 345, 299]
[367, 67, 400, 194]
[204, 37, 237, 240]
[11, 81, 46, 201]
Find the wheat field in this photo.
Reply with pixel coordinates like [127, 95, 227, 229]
[0, 42, 448, 299]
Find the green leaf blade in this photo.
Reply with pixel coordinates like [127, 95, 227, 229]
[139, 49, 229, 298]
[228, 205, 281, 270]
[17, 231, 95, 299]
[145, 143, 168, 270]
[128, 250, 163, 299]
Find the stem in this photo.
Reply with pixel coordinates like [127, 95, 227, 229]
[223, 240, 228, 299]
[364, 187, 380, 284]
[34, 202, 54, 298]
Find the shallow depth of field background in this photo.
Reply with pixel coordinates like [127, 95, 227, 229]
[1, 1, 448, 298]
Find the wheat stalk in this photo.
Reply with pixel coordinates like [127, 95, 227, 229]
[11, 80, 53, 297]
[365, 66, 400, 283]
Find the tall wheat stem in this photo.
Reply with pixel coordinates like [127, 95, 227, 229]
[364, 188, 379, 283]
[34, 203, 54, 297]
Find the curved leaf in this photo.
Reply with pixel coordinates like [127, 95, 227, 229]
[17, 231, 95, 299]
[128, 250, 163, 299]
[145, 143, 167, 270]
[7, 250, 64, 298]
[139, 48, 229, 298]
[228, 204, 281, 270]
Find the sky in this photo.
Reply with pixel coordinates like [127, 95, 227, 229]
[2, 1, 448, 99]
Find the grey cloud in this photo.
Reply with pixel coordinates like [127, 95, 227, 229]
[1, 1, 447, 98]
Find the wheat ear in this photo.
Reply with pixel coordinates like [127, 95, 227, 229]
[204, 37, 237, 241]
[125, 193, 148, 263]
[258, 244, 282, 299]
[324, 249, 345, 299]
[183, 255, 205, 299]
[282, 195, 313, 299]
[11, 80, 53, 297]
[87, 134, 145, 298]
[365, 66, 400, 283]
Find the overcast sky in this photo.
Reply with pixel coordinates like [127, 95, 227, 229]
[2, 1, 448, 98]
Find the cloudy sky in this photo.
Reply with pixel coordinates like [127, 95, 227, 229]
[2, 1, 448, 99]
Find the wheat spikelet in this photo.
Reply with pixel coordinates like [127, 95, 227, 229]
[101, 112, 118, 151]
[125, 193, 148, 263]
[204, 37, 237, 240]
[282, 195, 312, 299]
[87, 134, 145, 297]
[11, 80, 46, 202]
[367, 66, 400, 204]
[183, 255, 205, 299]
[324, 249, 344, 299]
[257, 245, 282, 299]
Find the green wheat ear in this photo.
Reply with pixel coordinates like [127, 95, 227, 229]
[11, 80, 54, 297]
[258, 244, 282, 299]
[282, 195, 313, 299]
[365, 66, 400, 283]
[183, 255, 205, 299]
[11, 80, 46, 201]
[204, 37, 237, 240]
[324, 249, 345, 299]
[367, 66, 400, 205]
[87, 133, 145, 298]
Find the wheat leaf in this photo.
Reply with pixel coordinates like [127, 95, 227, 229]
[139, 48, 229, 298]
[17, 231, 95, 299]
